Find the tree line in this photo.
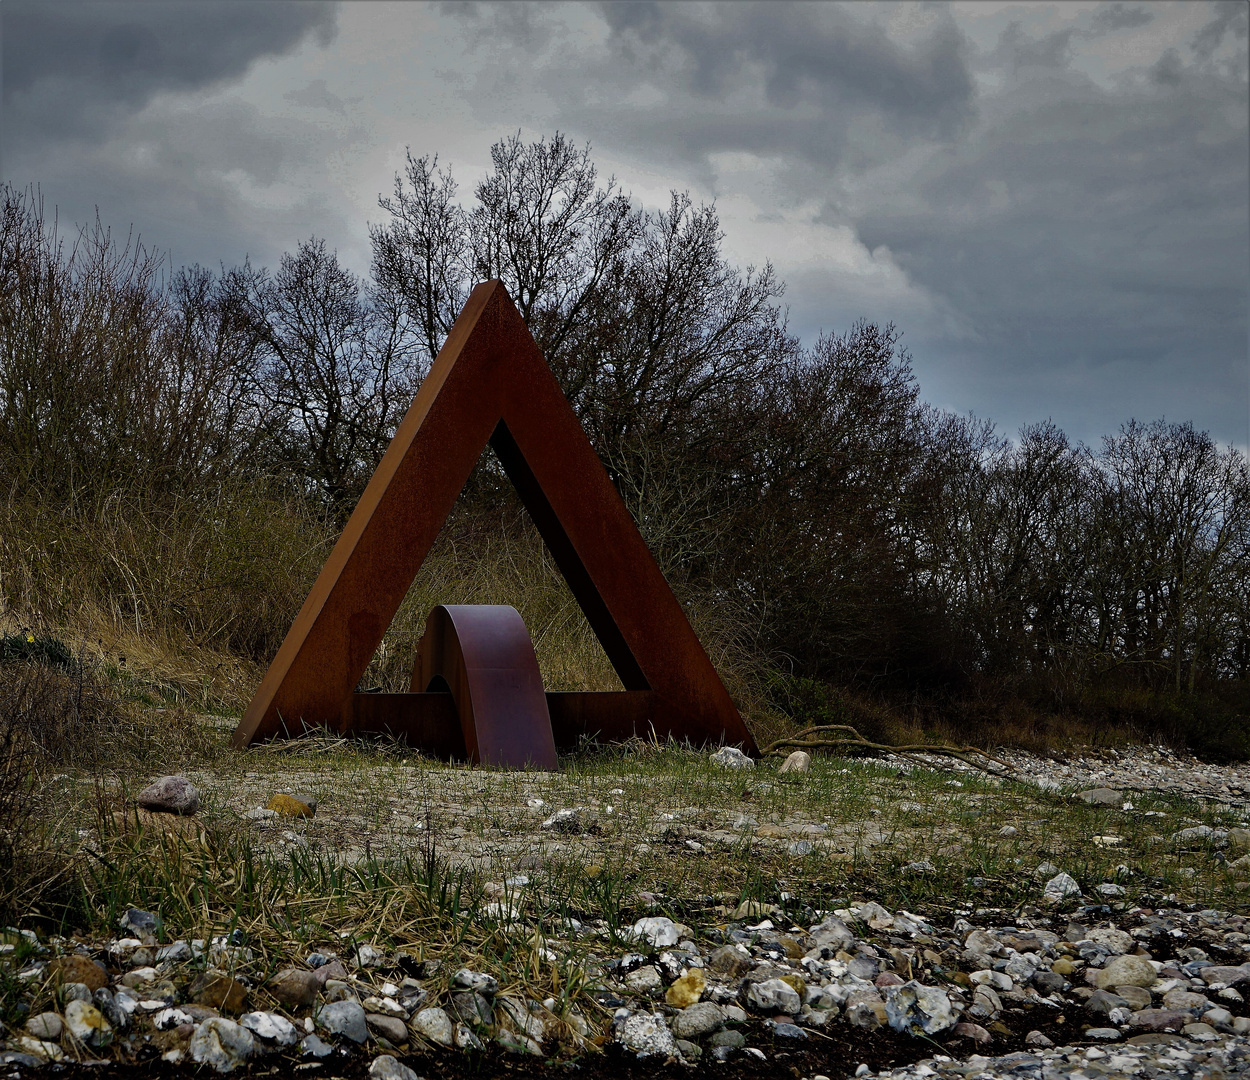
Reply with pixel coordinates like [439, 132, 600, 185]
[2, 133, 1247, 738]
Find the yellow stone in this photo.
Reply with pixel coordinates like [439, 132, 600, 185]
[779, 973, 807, 999]
[754, 824, 788, 839]
[732, 899, 781, 920]
[267, 794, 314, 819]
[1051, 958, 1075, 976]
[665, 968, 706, 1007]
[778, 936, 805, 959]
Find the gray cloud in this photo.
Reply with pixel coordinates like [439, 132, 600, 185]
[2, 1, 337, 140]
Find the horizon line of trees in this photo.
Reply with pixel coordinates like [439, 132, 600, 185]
[2, 132, 1247, 708]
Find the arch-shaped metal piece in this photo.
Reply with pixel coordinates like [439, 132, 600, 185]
[411, 604, 558, 770]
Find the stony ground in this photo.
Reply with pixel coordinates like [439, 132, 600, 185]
[4, 740, 1250, 1079]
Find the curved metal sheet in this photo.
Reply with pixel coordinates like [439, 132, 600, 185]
[411, 604, 558, 770]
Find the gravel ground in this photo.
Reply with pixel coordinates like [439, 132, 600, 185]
[5, 744, 1250, 1079]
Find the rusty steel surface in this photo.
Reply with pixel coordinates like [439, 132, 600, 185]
[233, 279, 757, 756]
[409, 605, 558, 770]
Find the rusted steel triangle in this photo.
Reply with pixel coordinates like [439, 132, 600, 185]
[232, 280, 757, 757]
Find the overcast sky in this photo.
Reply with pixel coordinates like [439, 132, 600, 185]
[3, 1, 1247, 450]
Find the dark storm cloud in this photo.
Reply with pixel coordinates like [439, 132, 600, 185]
[595, 1, 976, 155]
[847, 7, 1248, 442]
[0, 1, 344, 271]
[2, 1, 337, 142]
[601, 1, 971, 125]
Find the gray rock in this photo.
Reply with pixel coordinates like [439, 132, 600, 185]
[1182, 1021, 1219, 1041]
[788, 840, 814, 857]
[1076, 788, 1123, 807]
[1085, 1027, 1123, 1041]
[671, 1002, 725, 1039]
[367, 1013, 409, 1044]
[410, 1007, 454, 1046]
[771, 1021, 805, 1039]
[1128, 1008, 1189, 1032]
[25, 1013, 62, 1040]
[743, 978, 801, 1015]
[189, 1017, 256, 1073]
[450, 969, 499, 995]
[625, 965, 662, 994]
[710, 746, 754, 769]
[674, 1037, 702, 1060]
[316, 1000, 368, 1043]
[369, 1055, 421, 1080]
[885, 981, 958, 1035]
[1200, 964, 1250, 986]
[1085, 989, 1130, 1017]
[136, 775, 200, 815]
[447, 991, 493, 1027]
[300, 1033, 334, 1058]
[119, 907, 159, 934]
[709, 1029, 746, 1048]
[617, 1012, 677, 1057]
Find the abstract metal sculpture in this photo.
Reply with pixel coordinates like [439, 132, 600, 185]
[232, 280, 757, 764]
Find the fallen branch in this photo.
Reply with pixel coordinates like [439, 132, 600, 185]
[761, 724, 1013, 777]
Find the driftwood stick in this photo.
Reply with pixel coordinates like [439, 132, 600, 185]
[761, 724, 1012, 776]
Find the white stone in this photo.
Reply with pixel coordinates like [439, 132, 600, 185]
[625, 965, 662, 993]
[711, 746, 754, 768]
[354, 943, 385, 968]
[65, 999, 112, 1048]
[744, 978, 802, 1015]
[631, 916, 681, 948]
[240, 1011, 300, 1046]
[451, 968, 498, 994]
[153, 1007, 194, 1031]
[885, 982, 958, 1036]
[779, 751, 811, 774]
[411, 1006, 455, 1046]
[189, 1017, 256, 1073]
[1042, 872, 1081, 902]
[969, 970, 1013, 992]
[617, 1012, 677, 1057]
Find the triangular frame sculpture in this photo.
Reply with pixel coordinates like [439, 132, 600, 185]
[232, 280, 757, 757]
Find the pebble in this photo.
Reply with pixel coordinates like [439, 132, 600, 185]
[136, 775, 200, 815]
[315, 999, 368, 1043]
[616, 1011, 677, 1056]
[266, 794, 314, 818]
[369, 1055, 421, 1080]
[672, 1001, 725, 1039]
[710, 746, 754, 769]
[411, 1006, 455, 1046]
[779, 751, 811, 774]
[50, 954, 109, 991]
[190, 1017, 255, 1073]
[240, 1011, 300, 1046]
[64, 999, 111, 1048]
[267, 967, 320, 1007]
[24, 1012, 62, 1040]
